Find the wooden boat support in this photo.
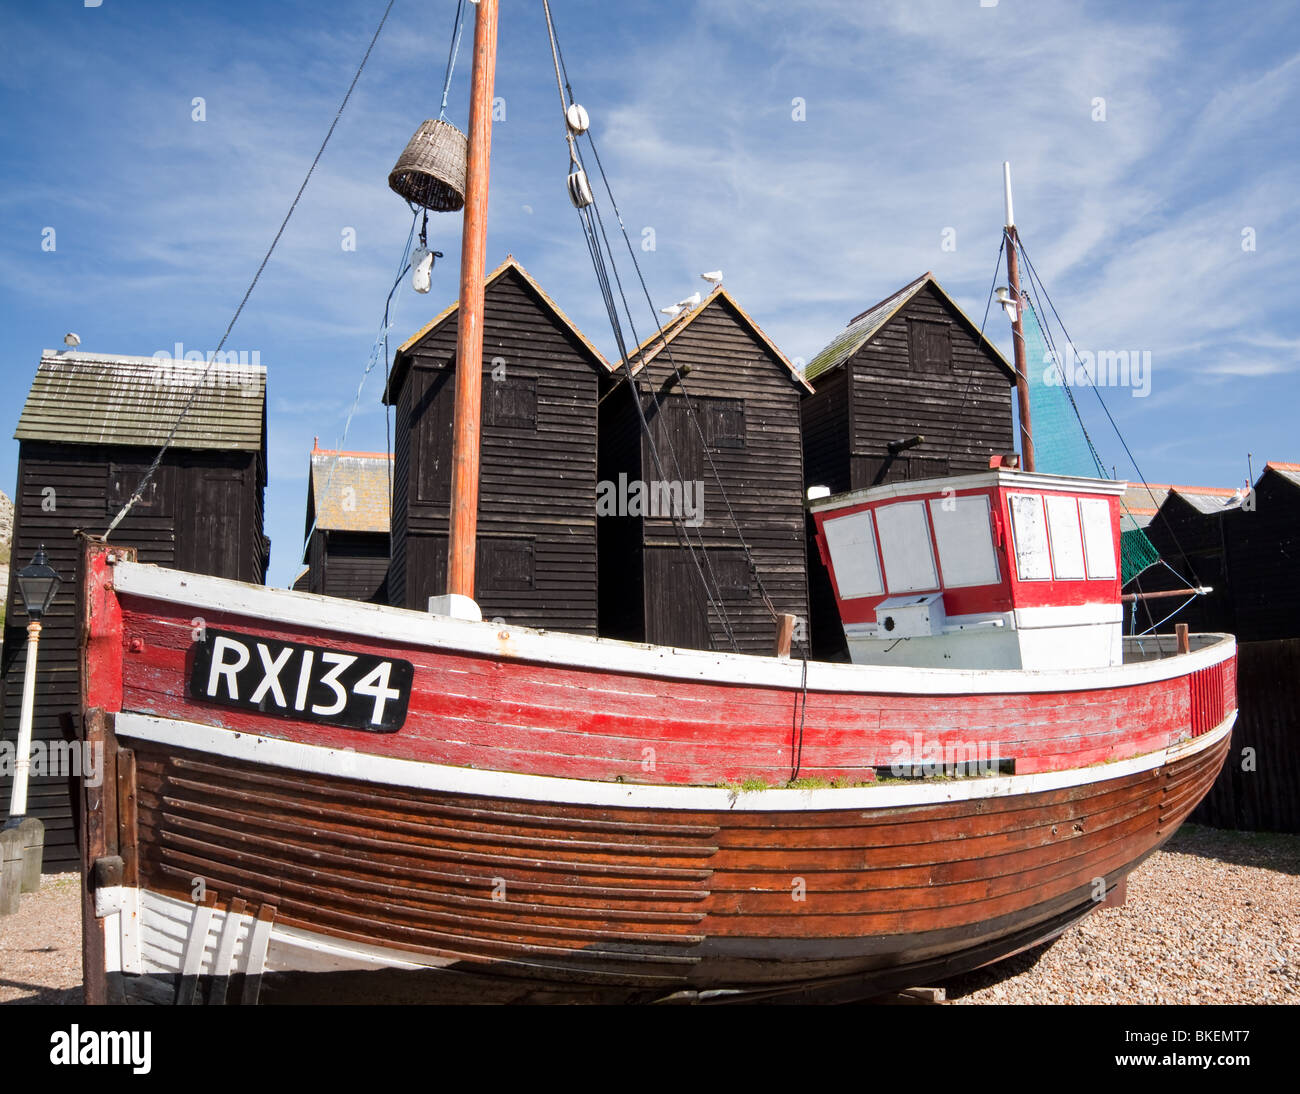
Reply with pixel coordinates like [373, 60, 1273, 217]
[77, 541, 1237, 1004]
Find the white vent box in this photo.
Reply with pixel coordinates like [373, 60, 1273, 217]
[875, 593, 946, 639]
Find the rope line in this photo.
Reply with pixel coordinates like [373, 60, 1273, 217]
[104, 0, 398, 540]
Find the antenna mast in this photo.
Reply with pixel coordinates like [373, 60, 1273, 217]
[1003, 161, 1035, 472]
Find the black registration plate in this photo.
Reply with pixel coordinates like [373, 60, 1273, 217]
[188, 628, 413, 733]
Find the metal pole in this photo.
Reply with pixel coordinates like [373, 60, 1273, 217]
[446, 0, 499, 599]
[9, 620, 41, 818]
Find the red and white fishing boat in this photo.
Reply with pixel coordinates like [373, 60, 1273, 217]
[76, 0, 1234, 1004]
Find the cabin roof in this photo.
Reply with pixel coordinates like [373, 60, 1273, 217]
[308, 445, 391, 534]
[385, 256, 614, 403]
[626, 287, 815, 394]
[14, 350, 266, 450]
[803, 273, 1015, 384]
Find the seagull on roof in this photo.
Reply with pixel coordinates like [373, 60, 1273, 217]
[676, 291, 701, 309]
[700, 270, 723, 286]
[660, 304, 683, 317]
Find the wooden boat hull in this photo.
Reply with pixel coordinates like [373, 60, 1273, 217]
[78, 547, 1237, 1003]
[86, 708, 1233, 1004]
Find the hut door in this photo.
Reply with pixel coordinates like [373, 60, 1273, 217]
[644, 547, 710, 650]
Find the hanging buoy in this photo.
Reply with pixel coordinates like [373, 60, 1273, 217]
[567, 166, 594, 209]
[565, 103, 590, 135]
[388, 119, 468, 212]
[411, 247, 434, 294]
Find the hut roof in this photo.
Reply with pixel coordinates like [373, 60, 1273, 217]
[385, 256, 614, 403]
[626, 287, 815, 394]
[309, 446, 392, 534]
[803, 273, 1014, 384]
[14, 350, 266, 451]
[1123, 481, 1245, 526]
[1264, 461, 1300, 490]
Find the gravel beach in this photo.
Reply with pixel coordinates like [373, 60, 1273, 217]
[2, 824, 1296, 1005]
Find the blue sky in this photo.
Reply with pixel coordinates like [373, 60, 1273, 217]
[2, 0, 1297, 588]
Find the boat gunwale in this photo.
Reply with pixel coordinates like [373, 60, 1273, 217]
[108, 559, 1236, 698]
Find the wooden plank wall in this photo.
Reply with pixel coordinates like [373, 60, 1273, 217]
[800, 284, 1014, 658]
[390, 268, 602, 633]
[601, 296, 809, 655]
[1191, 639, 1300, 833]
[0, 442, 265, 871]
[308, 531, 390, 604]
[847, 285, 1013, 488]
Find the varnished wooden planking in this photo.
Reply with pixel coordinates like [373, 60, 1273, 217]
[123, 731, 1229, 987]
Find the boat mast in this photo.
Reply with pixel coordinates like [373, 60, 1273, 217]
[1003, 162, 1035, 472]
[447, 0, 499, 599]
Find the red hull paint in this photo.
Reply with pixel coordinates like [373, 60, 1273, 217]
[115, 593, 1233, 787]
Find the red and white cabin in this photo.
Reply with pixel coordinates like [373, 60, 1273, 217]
[810, 469, 1127, 671]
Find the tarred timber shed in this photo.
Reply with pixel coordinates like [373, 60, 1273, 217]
[801, 274, 1016, 658]
[1, 350, 268, 870]
[598, 287, 812, 654]
[383, 257, 615, 633]
[297, 444, 392, 604]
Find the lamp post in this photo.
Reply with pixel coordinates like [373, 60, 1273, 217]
[1, 545, 61, 912]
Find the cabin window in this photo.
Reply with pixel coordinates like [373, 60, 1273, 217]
[822, 511, 884, 599]
[908, 320, 951, 374]
[928, 495, 998, 587]
[1079, 498, 1117, 579]
[1045, 495, 1086, 580]
[485, 377, 537, 431]
[875, 501, 939, 593]
[1008, 494, 1052, 580]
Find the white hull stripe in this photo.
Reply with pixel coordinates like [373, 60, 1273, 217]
[112, 562, 1235, 695]
[114, 711, 1235, 814]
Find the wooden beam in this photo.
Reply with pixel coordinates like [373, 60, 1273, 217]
[774, 614, 796, 658]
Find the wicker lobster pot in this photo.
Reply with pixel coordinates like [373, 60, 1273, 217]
[388, 119, 468, 212]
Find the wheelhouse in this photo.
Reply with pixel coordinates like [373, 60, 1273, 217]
[809, 468, 1127, 670]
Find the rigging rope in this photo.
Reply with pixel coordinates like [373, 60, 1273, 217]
[1012, 235, 1202, 593]
[297, 209, 420, 579]
[104, 0, 398, 541]
[546, 1, 789, 642]
[438, 0, 468, 120]
[544, 0, 743, 650]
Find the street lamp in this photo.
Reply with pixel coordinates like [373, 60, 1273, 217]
[2, 546, 61, 911]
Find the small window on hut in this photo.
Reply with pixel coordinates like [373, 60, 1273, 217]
[707, 399, 746, 449]
[485, 377, 538, 431]
[106, 463, 170, 516]
[908, 320, 951, 374]
[710, 551, 751, 601]
[478, 538, 535, 591]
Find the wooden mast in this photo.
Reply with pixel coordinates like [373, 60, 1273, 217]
[1003, 162, 1035, 472]
[447, 0, 499, 599]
